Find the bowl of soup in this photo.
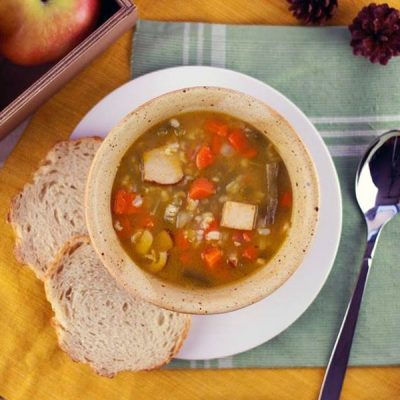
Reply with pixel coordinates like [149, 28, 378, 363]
[85, 86, 319, 314]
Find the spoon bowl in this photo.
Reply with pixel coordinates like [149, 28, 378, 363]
[356, 130, 400, 238]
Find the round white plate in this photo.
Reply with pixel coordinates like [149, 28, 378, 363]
[72, 66, 342, 361]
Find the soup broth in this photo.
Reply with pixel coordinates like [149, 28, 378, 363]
[111, 112, 292, 288]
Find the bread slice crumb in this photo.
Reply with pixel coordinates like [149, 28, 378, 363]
[7, 138, 101, 280]
[45, 236, 191, 377]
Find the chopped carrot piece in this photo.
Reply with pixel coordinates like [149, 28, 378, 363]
[232, 231, 253, 243]
[201, 246, 224, 269]
[242, 232, 253, 242]
[211, 135, 224, 154]
[113, 190, 142, 215]
[280, 192, 292, 207]
[242, 245, 259, 261]
[114, 216, 132, 239]
[135, 213, 155, 228]
[205, 120, 229, 137]
[204, 219, 219, 235]
[242, 147, 258, 159]
[232, 231, 243, 243]
[179, 252, 192, 265]
[188, 178, 216, 200]
[196, 145, 215, 170]
[228, 128, 248, 152]
[175, 230, 190, 250]
[228, 129, 257, 158]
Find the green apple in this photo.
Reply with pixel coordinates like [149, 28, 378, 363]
[0, 0, 100, 66]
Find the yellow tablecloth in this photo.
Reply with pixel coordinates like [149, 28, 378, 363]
[0, 1, 399, 398]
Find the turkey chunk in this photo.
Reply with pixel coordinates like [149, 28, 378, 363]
[221, 201, 257, 231]
[143, 145, 184, 185]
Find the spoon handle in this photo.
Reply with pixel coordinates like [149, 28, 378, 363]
[319, 256, 372, 400]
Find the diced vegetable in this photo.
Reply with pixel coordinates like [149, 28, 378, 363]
[205, 120, 229, 137]
[242, 232, 253, 242]
[221, 201, 258, 231]
[176, 210, 193, 228]
[186, 198, 199, 211]
[135, 213, 155, 229]
[148, 251, 168, 273]
[188, 178, 216, 200]
[114, 216, 132, 239]
[130, 229, 143, 242]
[242, 147, 258, 159]
[205, 231, 221, 241]
[199, 212, 215, 230]
[143, 145, 183, 184]
[242, 245, 259, 261]
[201, 246, 224, 269]
[132, 195, 143, 207]
[154, 230, 174, 251]
[196, 145, 215, 170]
[113, 190, 142, 215]
[228, 129, 247, 152]
[232, 231, 243, 243]
[228, 129, 258, 159]
[280, 191, 292, 207]
[164, 203, 180, 224]
[204, 219, 219, 234]
[227, 253, 239, 267]
[135, 229, 153, 255]
[170, 118, 180, 128]
[265, 162, 279, 224]
[225, 180, 240, 194]
[232, 231, 253, 243]
[175, 230, 189, 250]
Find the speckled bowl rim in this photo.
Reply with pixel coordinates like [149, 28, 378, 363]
[85, 86, 320, 315]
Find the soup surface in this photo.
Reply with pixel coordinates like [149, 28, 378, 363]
[112, 112, 292, 288]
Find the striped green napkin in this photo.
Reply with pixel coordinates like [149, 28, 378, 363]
[132, 20, 400, 368]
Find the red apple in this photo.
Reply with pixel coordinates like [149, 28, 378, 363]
[0, 0, 100, 66]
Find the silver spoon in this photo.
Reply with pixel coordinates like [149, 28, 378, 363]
[319, 130, 400, 400]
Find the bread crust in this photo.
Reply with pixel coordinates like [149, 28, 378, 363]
[7, 137, 102, 280]
[44, 236, 191, 377]
[8, 137, 191, 377]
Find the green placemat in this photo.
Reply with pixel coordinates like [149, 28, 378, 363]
[132, 20, 400, 369]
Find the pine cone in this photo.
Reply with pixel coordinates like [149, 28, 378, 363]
[287, 0, 338, 25]
[349, 3, 400, 65]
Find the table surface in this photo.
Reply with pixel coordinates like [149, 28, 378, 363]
[1, 0, 399, 399]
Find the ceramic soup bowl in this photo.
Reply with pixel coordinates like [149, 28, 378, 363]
[85, 86, 319, 314]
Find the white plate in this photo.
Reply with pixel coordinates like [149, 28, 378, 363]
[72, 66, 342, 361]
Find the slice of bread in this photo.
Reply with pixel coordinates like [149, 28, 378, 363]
[8, 138, 101, 280]
[45, 236, 191, 377]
